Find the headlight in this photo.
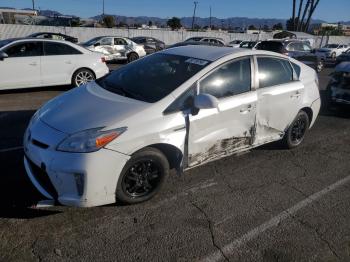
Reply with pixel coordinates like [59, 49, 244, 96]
[57, 127, 127, 153]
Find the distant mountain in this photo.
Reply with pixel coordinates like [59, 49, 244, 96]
[92, 14, 330, 29]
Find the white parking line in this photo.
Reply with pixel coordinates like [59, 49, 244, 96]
[201, 174, 350, 262]
[0, 146, 23, 153]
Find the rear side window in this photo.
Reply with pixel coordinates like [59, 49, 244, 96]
[200, 58, 251, 99]
[257, 57, 293, 88]
[291, 62, 301, 78]
[44, 42, 81, 56]
[5, 42, 43, 57]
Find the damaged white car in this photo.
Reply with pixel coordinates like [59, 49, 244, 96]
[82, 36, 146, 63]
[327, 62, 350, 107]
[24, 46, 321, 207]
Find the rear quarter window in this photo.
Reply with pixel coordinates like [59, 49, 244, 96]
[291, 62, 301, 78]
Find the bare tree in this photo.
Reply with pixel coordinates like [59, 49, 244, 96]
[304, 0, 320, 32]
[296, 0, 304, 31]
[292, 0, 296, 30]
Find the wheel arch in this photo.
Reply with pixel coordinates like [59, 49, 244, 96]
[300, 107, 313, 127]
[71, 67, 96, 82]
[133, 143, 183, 171]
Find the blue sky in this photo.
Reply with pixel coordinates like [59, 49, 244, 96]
[1, 0, 349, 22]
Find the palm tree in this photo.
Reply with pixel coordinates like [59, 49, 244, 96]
[304, 0, 320, 32]
[296, 0, 304, 31]
[292, 0, 296, 30]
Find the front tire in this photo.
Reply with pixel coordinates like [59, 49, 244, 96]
[72, 68, 95, 87]
[116, 147, 169, 204]
[282, 111, 310, 149]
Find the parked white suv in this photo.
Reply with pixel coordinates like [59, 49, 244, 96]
[316, 44, 349, 60]
[82, 36, 146, 63]
[0, 38, 109, 90]
[24, 46, 321, 207]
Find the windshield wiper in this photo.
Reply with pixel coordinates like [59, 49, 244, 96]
[100, 81, 142, 100]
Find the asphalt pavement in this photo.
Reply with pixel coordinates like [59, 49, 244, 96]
[1, 66, 350, 262]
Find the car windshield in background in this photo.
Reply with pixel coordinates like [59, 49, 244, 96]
[97, 53, 209, 103]
[83, 37, 103, 46]
[0, 39, 15, 49]
[324, 44, 339, 48]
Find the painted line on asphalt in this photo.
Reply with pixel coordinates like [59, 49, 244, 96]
[0, 146, 23, 153]
[201, 174, 350, 262]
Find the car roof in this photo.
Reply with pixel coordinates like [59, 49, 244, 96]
[162, 45, 258, 61]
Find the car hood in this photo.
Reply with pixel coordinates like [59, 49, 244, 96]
[39, 82, 149, 134]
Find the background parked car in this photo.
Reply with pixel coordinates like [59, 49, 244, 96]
[336, 48, 350, 64]
[82, 36, 146, 63]
[326, 62, 350, 108]
[28, 32, 78, 43]
[256, 39, 324, 72]
[167, 40, 224, 49]
[316, 44, 349, 60]
[0, 38, 109, 90]
[184, 37, 226, 46]
[131, 36, 165, 54]
[239, 41, 259, 49]
[228, 40, 242, 48]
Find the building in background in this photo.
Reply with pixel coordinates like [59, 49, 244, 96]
[0, 8, 37, 24]
[312, 23, 350, 36]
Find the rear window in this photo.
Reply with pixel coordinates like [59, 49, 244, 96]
[257, 42, 284, 53]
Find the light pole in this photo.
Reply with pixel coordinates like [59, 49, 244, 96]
[32, 0, 35, 10]
[102, 0, 105, 18]
[209, 6, 212, 29]
[191, 1, 198, 30]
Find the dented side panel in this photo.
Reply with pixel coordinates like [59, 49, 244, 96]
[188, 91, 257, 167]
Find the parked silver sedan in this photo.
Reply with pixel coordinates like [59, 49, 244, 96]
[82, 36, 146, 63]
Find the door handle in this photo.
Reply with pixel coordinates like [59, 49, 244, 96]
[29, 62, 37, 66]
[240, 104, 252, 113]
[291, 91, 301, 98]
[65, 61, 72, 64]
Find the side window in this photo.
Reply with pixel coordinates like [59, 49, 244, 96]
[5, 42, 43, 57]
[302, 43, 312, 52]
[257, 57, 293, 88]
[101, 38, 113, 45]
[291, 62, 301, 78]
[114, 38, 127, 45]
[199, 58, 251, 99]
[286, 43, 297, 51]
[44, 42, 82, 56]
[164, 87, 196, 114]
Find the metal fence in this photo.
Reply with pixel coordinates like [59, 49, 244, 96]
[1, 24, 350, 47]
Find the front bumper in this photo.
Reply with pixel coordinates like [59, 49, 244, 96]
[24, 119, 130, 207]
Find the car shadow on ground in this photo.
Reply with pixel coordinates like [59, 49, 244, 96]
[0, 110, 60, 219]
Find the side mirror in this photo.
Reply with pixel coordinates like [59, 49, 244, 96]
[194, 94, 219, 110]
[0, 51, 8, 61]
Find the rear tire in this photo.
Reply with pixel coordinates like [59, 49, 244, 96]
[116, 147, 169, 204]
[282, 111, 310, 149]
[127, 52, 139, 63]
[72, 68, 95, 87]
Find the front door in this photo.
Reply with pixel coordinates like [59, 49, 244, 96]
[255, 56, 304, 144]
[188, 57, 257, 167]
[0, 41, 42, 89]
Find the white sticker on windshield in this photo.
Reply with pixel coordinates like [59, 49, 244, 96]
[185, 58, 209, 66]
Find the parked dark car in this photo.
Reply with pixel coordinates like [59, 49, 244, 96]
[336, 49, 350, 65]
[27, 32, 79, 43]
[256, 40, 324, 72]
[239, 41, 259, 49]
[131, 36, 165, 54]
[167, 40, 224, 49]
[184, 37, 226, 46]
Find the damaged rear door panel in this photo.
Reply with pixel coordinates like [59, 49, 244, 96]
[255, 56, 305, 144]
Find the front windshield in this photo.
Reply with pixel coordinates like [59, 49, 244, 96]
[97, 53, 210, 103]
[324, 44, 339, 48]
[83, 37, 103, 46]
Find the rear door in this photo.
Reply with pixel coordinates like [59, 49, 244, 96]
[114, 38, 129, 58]
[255, 56, 304, 144]
[41, 42, 81, 86]
[188, 57, 257, 167]
[0, 41, 42, 89]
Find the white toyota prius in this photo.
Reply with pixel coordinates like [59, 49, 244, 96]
[24, 46, 321, 207]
